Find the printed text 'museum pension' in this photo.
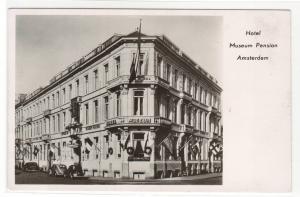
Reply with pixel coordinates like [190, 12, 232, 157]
[229, 42, 278, 48]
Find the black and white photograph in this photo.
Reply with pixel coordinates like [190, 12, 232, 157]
[7, 8, 293, 193]
[14, 14, 223, 185]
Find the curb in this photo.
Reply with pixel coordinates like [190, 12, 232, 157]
[87, 173, 222, 181]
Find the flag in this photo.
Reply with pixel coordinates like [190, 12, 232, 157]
[178, 134, 193, 152]
[129, 54, 137, 83]
[124, 133, 130, 150]
[85, 138, 93, 152]
[50, 144, 55, 153]
[129, 19, 142, 83]
[162, 135, 173, 155]
[33, 146, 39, 156]
[144, 131, 149, 150]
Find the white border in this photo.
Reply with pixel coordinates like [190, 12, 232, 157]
[3, 1, 300, 197]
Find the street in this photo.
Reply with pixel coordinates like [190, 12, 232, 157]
[15, 170, 222, 185]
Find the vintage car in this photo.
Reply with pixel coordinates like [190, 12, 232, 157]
[23, 162, 39, 172]
[48, 164, 68, 177]
[66, 163, 84, 179]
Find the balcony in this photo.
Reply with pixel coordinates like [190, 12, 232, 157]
[71, 96, 82, 103]
[211, 107, 222, 117]
[25, 138, 32, 145]
[43, 109, 51, 118]
[213, 133, 223, 142]
[15, 138, 21, 145]
[106, 75, 171, 90]
[105, 116, 172, 129]
[26, 117, 32, 124]
[65, 123, 82, 139]
[179, 124, 194, 133]
[41, 134, 51, 142]
[179, 91, 193, 102]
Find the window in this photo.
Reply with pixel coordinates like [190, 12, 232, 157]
[133, 90, 144, 115]
[84, 75, 89, 94]
[194, 83, 198, 100]
[156, 96, 160, 116]
[173, 101, 177, 123]
[57, 114, 60, 132]
[157, 55, 162, 77]
[43, 144, 46, 160]
[201, 112, 206, 131]
[94, 137, 99, 159]
[104, 96, 109, 120]
[46, 97, 49, 109]
[133, 133, 144, 140]
[62, 88, 66, 104]
[63, 112, 66, 129]
[57, 91, 60, 106]
[200, 87, 204, 103]
[43, 119, 46, 135]
[206, 92, 210, 106]
[166, 97, 170, 119]
[115, 56, 120, 77]
[94, 100, 99, 123]
[182, 74, 186, 92]
[116, 134, 121, 158]
[52, 94, 55, 108]
[52, 116, 55, 133]
[85, 104, 89, 125]
[193, 109, 197, 127]
[94, 69, 98, 90]
[181, 104, 185, 124]
[43, 99, 46, 111]
[104, 64, 108, 83]
[133, 133, 145, 158]
[58, 142, 61, 157]
[76, 79, 79, 96]
[188, 79, 192, 94]
[188, 108, 191, 125]
[63, 142, 66, 159]
[69, 84, 72, 100]
[174, 69, 178, 88]
[167, 64, 171, 82]
[116, 92, 121, 116]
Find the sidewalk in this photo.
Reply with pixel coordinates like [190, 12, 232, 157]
[161, 173, 222, 181]
[88, 173, 222, 182]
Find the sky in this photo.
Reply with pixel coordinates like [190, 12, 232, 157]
[16, 15, 222, 94]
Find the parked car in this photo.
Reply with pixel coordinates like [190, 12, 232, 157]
[23, 162, 39, 172]
[66, 163, 84, 179]
[48, 164, 68, 177]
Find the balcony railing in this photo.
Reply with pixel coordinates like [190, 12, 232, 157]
[211, 107, 222, 117]
[213, 133, 223, 141]
[43, 109, 51, 118]
[15, 138, 21, 145]
[25, 138, 32, 145]
[105, 116, 172, 129]
[106, 75, 171, 90]
[179, 124, 194, 133]
[26, 117, 32, 124]
[71, 96, 82, 103]
[41, 134, 51, 142]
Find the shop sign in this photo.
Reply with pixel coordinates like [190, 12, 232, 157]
[86, 123, 101, 130]
[128, 118, 152, 124]
[41, 134, 51, 140]
[128, 157, 150, 161]
[61, 130, 70, 136]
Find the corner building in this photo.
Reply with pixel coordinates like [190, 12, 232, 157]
[15, 31, 223, 179]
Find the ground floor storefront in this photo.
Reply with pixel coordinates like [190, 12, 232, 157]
[16, 125, 222, 179]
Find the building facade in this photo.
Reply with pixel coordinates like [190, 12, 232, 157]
[15, 31, 223, 179]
